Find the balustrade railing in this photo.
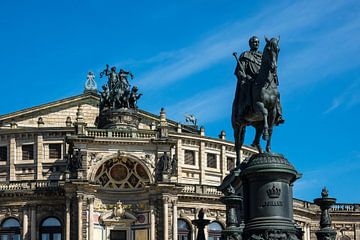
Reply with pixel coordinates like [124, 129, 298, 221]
[331, 203, 359, 212]
[87, 129, 156, 139]
[181, 184, 222, 196]
[0, 180, 60, 191]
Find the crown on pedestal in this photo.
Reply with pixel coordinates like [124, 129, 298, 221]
[266, 185, 281, 198]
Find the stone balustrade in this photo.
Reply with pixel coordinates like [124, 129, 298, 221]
[87, 128, 156, 139]
[0, 180, 61, 191]
[331, 203, 360, 212]
[181, 184, 222, 196]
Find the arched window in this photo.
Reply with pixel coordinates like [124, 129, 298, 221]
[178, 219, 191, 240]
[339, 236, 351, 240]
[208, 221, 223, 240]
[94, 157, 151, 190]
[39, 217, 62, 240]
[0, 217, 21, 240]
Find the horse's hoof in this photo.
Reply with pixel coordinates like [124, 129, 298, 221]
[266, 147, 271, 152]
[262, 134, 269, 141]
[252, 143, 263, 153]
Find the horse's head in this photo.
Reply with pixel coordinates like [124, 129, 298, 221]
[263, 36, 280, 72]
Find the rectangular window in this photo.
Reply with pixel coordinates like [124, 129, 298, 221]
[49, 144, 62, 159]
[22, 144, 34, 160]
[0, 146, 7, 161]
[110, 230, 126, 240]
[135, 229, 148, 240]
[207, 153, 217, 168]
[227, 157, 235, 171]
[184, 150, 195, 165]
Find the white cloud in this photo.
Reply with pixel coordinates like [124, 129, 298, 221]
[324, 80, 360, 114]
[136, 1, 353, 91]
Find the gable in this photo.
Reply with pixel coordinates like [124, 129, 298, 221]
[0, 93, 99, 128]
[0, 92, 195, 132]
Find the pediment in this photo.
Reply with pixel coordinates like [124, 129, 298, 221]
[0, 93, 100, 128]
[0, 92, 195, 133]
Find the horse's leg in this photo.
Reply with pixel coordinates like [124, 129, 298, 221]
[251, 122, 263, 153]
[266, 107, 277, 152]
[234, 124, 245, 167]
[266, 128, 272, 153]
[255, 101, 269, 141]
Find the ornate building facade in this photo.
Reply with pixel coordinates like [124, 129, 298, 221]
[0, 89, 359, 240]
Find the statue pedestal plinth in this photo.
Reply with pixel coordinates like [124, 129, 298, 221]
[220, 195, 244, 240]
[314, 193, 337, 240]
[240, 153, 302, 240]
[98, 108, 140, 130]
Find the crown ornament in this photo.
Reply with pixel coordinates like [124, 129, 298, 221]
[266, 185, 281, 198]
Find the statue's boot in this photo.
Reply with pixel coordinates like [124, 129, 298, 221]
[275, 115, 285, 126]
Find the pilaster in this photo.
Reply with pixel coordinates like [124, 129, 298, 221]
[163, 196, 169, 240]
[77, 193, 84, 240]
[22, 208, 29, 240]
[30, 206, 36, 240]
[172, 199, 178, 240]
[36, 134, 44, 180]
[66, 196, 71, 240]
[199, 141, 205, 185]
[8, 136, 16, 181]
[88, 196, 94, 240]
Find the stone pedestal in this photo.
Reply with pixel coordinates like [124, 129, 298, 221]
[98, 108, 140, 129]
[314, 189, 337, 240]
[240, 153, 302, 240]
[220, 195, 244, 240]
[192, 209, 210, 240]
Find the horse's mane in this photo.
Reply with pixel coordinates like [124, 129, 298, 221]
[256, 38, 279, 85]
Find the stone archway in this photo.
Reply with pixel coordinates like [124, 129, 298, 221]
[93, 155, 152, 190]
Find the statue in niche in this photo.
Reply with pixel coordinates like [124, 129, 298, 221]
[67, 148, 83, 174]
[155, 152, 178, 181]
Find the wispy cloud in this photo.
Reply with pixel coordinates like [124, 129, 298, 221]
[132, 0, 360, 123]
[135, 0, 355, 91]
[324, 80, 360, 114]
[166, 84, 234, 123]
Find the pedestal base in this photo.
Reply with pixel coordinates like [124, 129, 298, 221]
[98, 108, 140, 130]
[315, 228, 337, 240]
[221, 227, 243, 240]
[240, 153, 302, 240]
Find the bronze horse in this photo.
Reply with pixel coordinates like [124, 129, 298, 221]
[232, 37, 281, 166]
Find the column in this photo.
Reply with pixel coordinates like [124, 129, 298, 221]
[30, 206, 36, 240]
[163, 197, 168, 240]
[22, 209, 29, 240]
[150, 204, 156, 240]
[199, 141, 205, 185]
[172, 200, 177, 240]
[36, 134, 43, 180]
[355, 224, 360, 240]
[307, 223, 311, 240]
[78, 194, 83, 240]
[221, 145, 226, 178]
[66, 198, 71, 240]
[8, 136, 16, 181]
[176, 139, 183, 178]
[88, 197, 94, 240]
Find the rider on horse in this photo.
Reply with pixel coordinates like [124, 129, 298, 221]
[233, 36, 284, 126]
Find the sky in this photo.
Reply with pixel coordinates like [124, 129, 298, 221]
[0, 0, 359, 203]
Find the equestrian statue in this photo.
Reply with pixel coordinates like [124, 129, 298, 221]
[232, 36, 284, 166]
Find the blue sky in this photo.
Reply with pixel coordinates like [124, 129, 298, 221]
[0, 0, 359, 203]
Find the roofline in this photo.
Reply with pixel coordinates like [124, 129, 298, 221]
[0, 92, 99, 121]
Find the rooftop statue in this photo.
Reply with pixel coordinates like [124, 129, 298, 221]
[99, 64, 142, 110]
[232, 36, 284, 166]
